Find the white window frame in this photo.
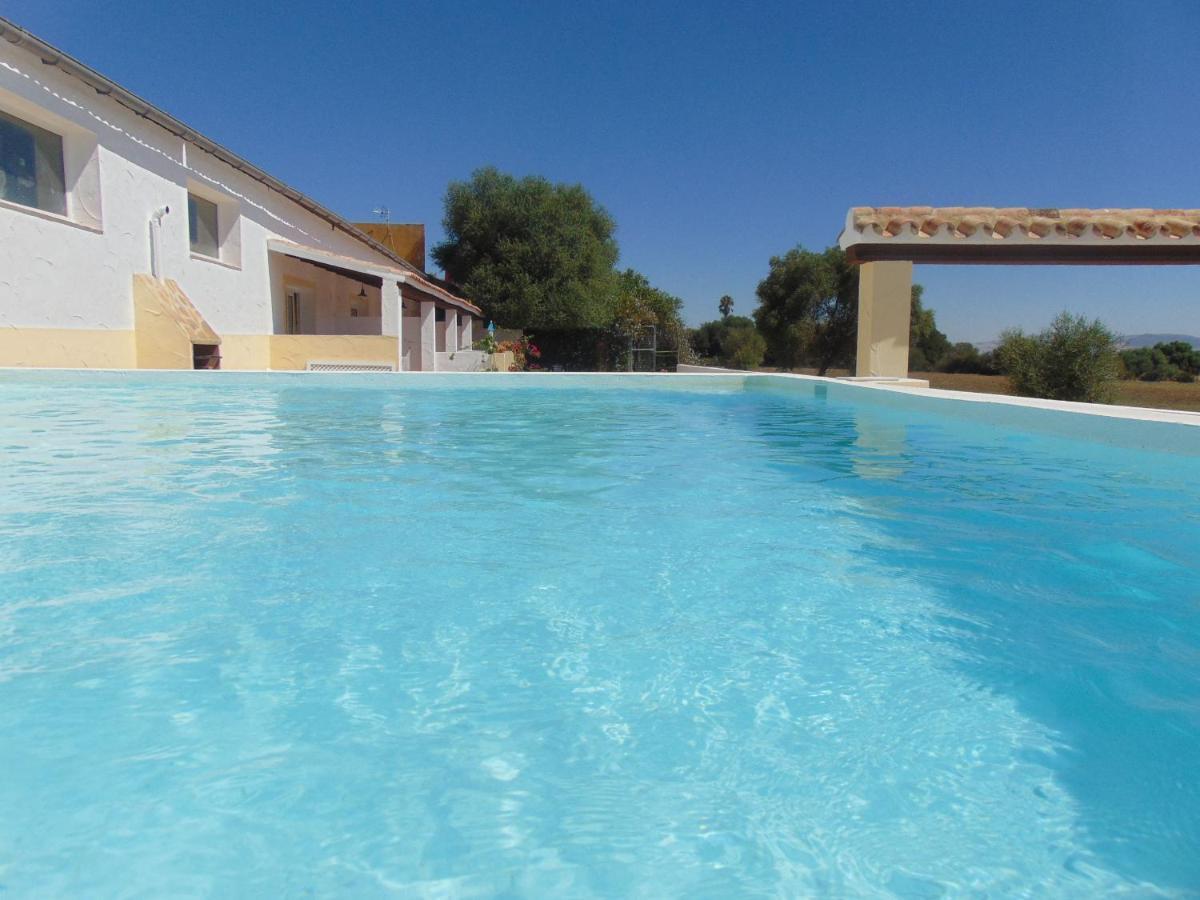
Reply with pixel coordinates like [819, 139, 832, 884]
[0, 88, 102, 232]
[0, 107, 67, 216]
[185, 179, 241, 268]
[187, 191, 220, 258]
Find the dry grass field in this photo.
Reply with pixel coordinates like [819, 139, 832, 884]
[773, 368, 1200, 413]
[913, 372, 1200, 413]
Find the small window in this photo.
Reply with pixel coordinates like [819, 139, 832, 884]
[188, 192, 219, 257]
[0, 109, 66, 216]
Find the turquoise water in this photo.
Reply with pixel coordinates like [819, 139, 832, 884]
[1, 372, 1198, 897]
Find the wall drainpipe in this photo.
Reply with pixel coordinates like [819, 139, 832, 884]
[149, 206, 170, 278]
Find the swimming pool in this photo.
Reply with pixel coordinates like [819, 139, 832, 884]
[1, 371, 1197, 896]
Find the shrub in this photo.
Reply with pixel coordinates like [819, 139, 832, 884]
[689, 316, 756, 361]
[996, 313, 1121, 403]
[1119, 342, 1200, 382]
[723, 326, 767, 370]
[938, 342, 1000, 375]
[908, 347, 933, 373]
[689, 317, 766, 369]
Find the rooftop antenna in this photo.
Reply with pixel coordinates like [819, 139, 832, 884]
[372, 205, 395, 252]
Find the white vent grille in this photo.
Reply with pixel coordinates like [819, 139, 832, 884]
[306, 361, 396, 373]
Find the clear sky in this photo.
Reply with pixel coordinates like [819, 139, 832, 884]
[6, 0, 1198, 341]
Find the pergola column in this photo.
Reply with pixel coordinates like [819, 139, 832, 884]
[460, 314, 473, 348]
[381, 280, 402, 370]
[445, 307, 459, 352]
[419, 300, 437, 371]
[855, 260, 912, 378]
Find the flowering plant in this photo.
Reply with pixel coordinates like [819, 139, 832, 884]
[498, 335, 541, 371]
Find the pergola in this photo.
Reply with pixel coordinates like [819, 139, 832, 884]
[838, 207, 1200, 378]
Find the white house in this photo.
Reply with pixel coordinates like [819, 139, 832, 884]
[0, 16, 484, 371]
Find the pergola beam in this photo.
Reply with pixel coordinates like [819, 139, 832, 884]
[839, 206, 1200, 377]
[847, 243, 1200, 266]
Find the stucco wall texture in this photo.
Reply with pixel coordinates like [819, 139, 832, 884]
[0, 37, 410, 370]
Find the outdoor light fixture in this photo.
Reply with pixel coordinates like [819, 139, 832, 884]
[357, 285, 368, 299]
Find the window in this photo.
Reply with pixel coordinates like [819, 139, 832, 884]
[188, 192, 219, 257]
[0, 108, 66, 216]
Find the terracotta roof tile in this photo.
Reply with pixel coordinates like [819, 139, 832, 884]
[842, 207, 1200, 245]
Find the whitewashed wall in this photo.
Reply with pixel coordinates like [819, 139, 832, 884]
[0, 38, 402, 338]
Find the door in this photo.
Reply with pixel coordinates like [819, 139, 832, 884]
[284, 288, 316, 334]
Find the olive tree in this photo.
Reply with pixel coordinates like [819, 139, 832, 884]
[997, 312, 1121, 403]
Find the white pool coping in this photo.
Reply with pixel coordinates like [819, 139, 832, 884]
[676, 364, 1200, 427]
[4, 364, 1200, 428]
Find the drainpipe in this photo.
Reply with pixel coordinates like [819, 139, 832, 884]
[149, 206, 170, 279]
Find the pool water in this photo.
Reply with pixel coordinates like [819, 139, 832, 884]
[1, 372, 1197, 896]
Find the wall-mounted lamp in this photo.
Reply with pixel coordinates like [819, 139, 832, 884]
[357, 284, 368, 299]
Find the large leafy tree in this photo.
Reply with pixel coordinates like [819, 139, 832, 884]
[752, 246, 858, 375]
[753, 245, 940, 375]
[909, 284, 952, 371]
[431, 167, 619, 329]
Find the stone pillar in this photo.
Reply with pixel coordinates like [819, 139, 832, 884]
[445, 308, 459, 352]
[855, 261, 913, 378]
[380, 280, 402, 370]
[460, 315, 473, 348]
[420, 300, 437, 372]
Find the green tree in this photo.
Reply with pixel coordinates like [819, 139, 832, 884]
[689, 316, 758, 365]
[909, 284, 952, 371]
[719, 295, 734, 318]
[724, 326, 766, 370]
[937, 342, 999, 375]
[753, 246, 934, 376]
[1119, 341, 1199, 383]
[431, 167, 619, 329]
[613, 268, 690, 360]
[1158, 340, 1200, 375]
[753, 246, 857, 375]
[997, 312, 1121, 402]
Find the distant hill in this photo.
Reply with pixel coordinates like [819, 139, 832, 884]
[1118, 333, 1200, 350]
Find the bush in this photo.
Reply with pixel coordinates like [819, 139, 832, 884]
[996, 312, 1121, 403]
[531, 327, 625, 371]
[689, 317, 764, 369]
[937, 342, 1000, 375]
[1119, 342, 1200, 382]
[690, 316, 756, 361]
[723, 327, 767, 370]
[908, 347, 933, 373]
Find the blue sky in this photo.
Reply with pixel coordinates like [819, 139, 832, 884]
[6, 0, 1198, 340]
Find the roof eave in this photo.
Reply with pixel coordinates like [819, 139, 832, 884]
[0, 15, 421, 276]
